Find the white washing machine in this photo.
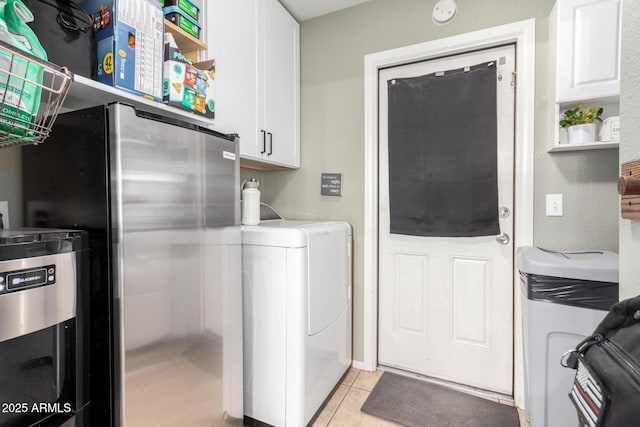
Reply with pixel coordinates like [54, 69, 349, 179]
[241, 213, 352, 426]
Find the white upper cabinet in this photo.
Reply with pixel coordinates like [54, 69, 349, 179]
[553, 0, 622, 102]
[205, 0, 259, 156]
[205, 0, 300, 169]
[260, 0, 300, 168]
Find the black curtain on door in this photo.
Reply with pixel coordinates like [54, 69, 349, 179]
[387, 61, 500, 237]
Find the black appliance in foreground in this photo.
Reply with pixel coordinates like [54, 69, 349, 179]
[22, 103, 243, 427]
[0, 229, 89, 427]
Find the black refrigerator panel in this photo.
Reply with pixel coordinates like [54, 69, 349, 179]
[23, 105, 115, 427]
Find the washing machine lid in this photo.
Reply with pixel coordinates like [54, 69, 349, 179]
[516, 246, 618, 283]
[241, 220, 352, 248]
[242, 220, 352, 335]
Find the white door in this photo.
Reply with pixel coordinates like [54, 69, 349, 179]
[378, 45, 515, 394]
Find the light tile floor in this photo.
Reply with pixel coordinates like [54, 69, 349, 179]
[312, 368, 529, 427]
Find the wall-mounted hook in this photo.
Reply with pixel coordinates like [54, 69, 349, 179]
[618, 176, 640, 196]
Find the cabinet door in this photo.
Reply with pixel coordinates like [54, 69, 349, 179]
[206, 0, 262, 159]
[556, 0, 621, 102]
[261, 0, 300, 168]
[206, 0, 299, 168]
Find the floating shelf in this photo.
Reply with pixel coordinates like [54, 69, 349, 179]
[164, 19, 207, 62]
[550, 100, 620, 153]
[548, 141, 619, 153]
[64, 75, 216, 128]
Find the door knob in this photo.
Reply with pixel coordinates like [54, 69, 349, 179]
[499, 206, 511, 218]
[496, 233, 510, 245]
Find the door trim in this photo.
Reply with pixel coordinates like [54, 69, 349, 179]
[363, 19, 535, 407]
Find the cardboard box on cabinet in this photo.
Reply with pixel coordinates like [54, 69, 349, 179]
[163, 38, 215, 118]
[193, 59, 215, 119]
[86, 0, 164, 100]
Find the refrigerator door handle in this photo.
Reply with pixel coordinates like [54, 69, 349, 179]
[260, 130, 266, 154]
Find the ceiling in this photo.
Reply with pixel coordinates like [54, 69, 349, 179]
[279, 0, 371, 22]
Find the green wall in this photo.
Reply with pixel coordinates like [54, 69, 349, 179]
[260, 0, 620, 363]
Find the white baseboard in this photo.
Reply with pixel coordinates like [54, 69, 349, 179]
[351, 360, 370, 371]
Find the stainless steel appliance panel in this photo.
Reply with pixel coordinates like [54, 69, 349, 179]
[0, 230, 88, 427]
[0, 252, 76, 342]
[108, 104, 242, 427]
[204, 133, 240, 227]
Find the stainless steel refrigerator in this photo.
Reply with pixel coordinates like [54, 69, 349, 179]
[22, 103, 243, 427]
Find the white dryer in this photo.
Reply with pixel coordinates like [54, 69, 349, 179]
[241, 218, 352, 426]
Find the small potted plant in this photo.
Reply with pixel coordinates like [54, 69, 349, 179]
[560, 104, 603, 144]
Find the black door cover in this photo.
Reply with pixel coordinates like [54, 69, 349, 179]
[387, 61, 500, 237]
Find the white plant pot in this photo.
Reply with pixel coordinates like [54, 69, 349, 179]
[567, 123, 597, 144]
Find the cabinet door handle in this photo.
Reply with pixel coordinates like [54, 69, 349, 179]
[267, 132, 273, 155]
[260, 130, 266, 154]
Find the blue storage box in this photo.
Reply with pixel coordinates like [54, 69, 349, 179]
[86, 0, 164, 100]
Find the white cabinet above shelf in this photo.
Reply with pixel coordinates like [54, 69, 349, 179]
[547, 0, 621, 154]
[552, 0, 622, 103]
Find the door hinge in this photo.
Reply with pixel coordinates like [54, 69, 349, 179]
[511, 72, 517, 88]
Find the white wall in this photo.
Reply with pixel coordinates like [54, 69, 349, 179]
[619, 1, 640, 299]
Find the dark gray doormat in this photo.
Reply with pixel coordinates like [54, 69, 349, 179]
[361, 372, 520, 427]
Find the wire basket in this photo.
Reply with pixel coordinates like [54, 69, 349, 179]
[0, 40, 73, 149]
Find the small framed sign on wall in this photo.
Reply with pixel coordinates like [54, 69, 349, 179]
[321, 173, 342, 196]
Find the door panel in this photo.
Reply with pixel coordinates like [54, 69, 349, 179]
[378, 45, 515, 394]
[394, 253, 428, 335]
[451, 256, 491, 347]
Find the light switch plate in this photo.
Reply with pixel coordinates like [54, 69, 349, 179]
[546, 194, 563, 217]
